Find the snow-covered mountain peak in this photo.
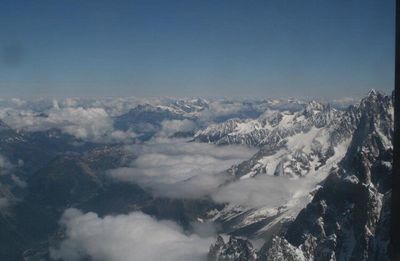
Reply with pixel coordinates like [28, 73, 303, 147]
[303, 100, 329, 115]
[367, 88, 378, 97]
[207, 91, 393, 261]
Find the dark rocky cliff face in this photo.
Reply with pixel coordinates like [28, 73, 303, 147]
[208, 236, 258, 261]
[208, 91, 393, 261]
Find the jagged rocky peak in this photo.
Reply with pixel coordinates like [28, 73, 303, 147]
[262, 236, 310, 261]
[303, 100, 330, 115]
[360, 89, 392, 110]
[266, 91, 393, 260]
[185, 97, 209, 108]
[301, 100, 338, 129]
[207, 90, 393, 261]
[367, 88, 378, 97]
[170, 98, 210, 113]
[208, 236, 258, 261]
[195, 98, 344, 148]
[131, 103, 164, 112]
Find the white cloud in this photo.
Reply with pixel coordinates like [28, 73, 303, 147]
[50, 208, 214, 261]
[110, 138, 256, 199]
[331, 97, 358, 108]
[0, 106, 110, 139]
[0, 106, 136, 143]
[0, 154, 25, 207]
[212, 175, 314, 208]
[197, 100, 245, 121]
[111, 138, 318, 209]
[158, 119, 196, 137]
[10, 98, 27, 107]
[0, 154, 27, 188]
[109, 138, 315, 209]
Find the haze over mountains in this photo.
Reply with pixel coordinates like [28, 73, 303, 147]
[0, 90, 393, 260]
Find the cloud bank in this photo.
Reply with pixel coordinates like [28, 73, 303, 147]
[158, 119, 197, 137]
[0, 106, 136, 143]
[51, 208, 214, 261]
[111, 138, 317, 209]
[212, 175, 315, 208]
[110, 138, 256, 199]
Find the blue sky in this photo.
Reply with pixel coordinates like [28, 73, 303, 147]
[0, 0, 395, 99]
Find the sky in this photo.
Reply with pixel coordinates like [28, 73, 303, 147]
[0, 0, 395, 99]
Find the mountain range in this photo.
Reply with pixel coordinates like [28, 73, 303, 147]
[0, 90, 393, 260]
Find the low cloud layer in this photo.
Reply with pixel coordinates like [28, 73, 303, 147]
[111, 138, 318, 209]
[212, 175, 315, 208]
[110, 138, 256, 199]
[0, 106, 136, 143]
[0, 154, 26, 209]
[158, 119, 197, 137]
[51, 208, 214, 261]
